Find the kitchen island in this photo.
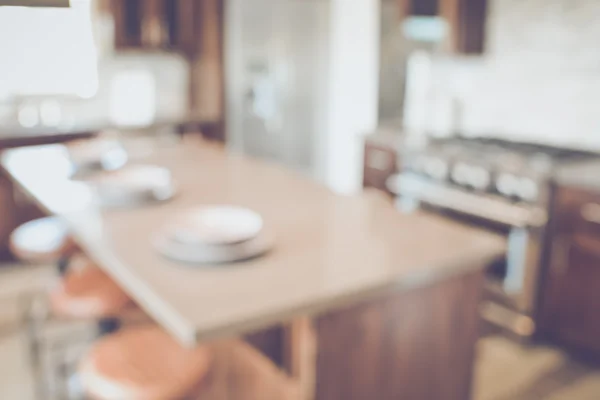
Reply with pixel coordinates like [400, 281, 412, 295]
[0, 117, 221, 261]
[1, 139, 505, 399]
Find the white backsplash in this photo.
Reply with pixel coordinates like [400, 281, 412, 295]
[434, 0, 600, 150]
[78, 53, 189, 125]
[381, 0, 600, 151]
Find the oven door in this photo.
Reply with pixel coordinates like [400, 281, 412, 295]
[388, 173, 548, 337]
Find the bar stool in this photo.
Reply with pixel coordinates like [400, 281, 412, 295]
[80, 326, 300, 400]
[26, 254, 138, 400]
[49, 257, 133, 321]
[10, 217, 75, 264]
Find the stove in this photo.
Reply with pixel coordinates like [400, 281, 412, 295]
[387, 137, 598, 338]
[402, 137, 595, 204]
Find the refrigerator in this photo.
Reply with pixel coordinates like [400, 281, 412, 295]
[225, 0, 331, 179]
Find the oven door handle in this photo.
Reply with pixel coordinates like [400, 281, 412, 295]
[387, 174, 547, 228]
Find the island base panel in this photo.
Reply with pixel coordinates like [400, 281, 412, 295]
[315, 270, 483, 400]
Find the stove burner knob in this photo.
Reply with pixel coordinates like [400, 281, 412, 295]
[452, 163, 490, 190]
[451, 163, 470, 185]
[468, 167, 491, 190]
[410, 156, 428, 174]
[496, 173, 518, 197]
[423, 159, 449, 180]
[516, 177, 539, 202]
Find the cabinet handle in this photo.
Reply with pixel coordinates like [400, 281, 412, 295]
[581, 203, 600, 225]
[367, 149, 392, 172]
[551, 237, 571, 275]
[142, 17, 166, 48]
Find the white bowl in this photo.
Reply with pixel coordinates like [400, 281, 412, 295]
[83, 165, 175, 207]
[165, 206, 264, 246]
[153, 230, 273, 265]
[67, 138, 128, 171]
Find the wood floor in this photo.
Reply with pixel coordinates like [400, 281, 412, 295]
[0, 264, 599, 400]
[474, 336, 600, 400]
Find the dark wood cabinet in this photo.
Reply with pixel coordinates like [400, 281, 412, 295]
[316, 271, 483, 400]
[363, 138, 398, 195]
[106, 0, 226, 140]
[112, 0, 143, 49]
[111, 0, 197, 53]
[399, 0, 438, 16]
[398, 0, 488, 54]
[540, 185, 600, 358]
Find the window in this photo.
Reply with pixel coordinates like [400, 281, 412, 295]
[0, 0, 98, 100]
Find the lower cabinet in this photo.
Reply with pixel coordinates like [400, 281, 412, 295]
[363, 139, 398, 195]
[0, 173, 46, 261]
[245, 326, 285, 367]
[541, 232, 600, 357]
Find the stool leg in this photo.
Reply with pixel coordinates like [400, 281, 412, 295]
[23, 294, 47, 400]
[57, 256, 70, 277]
[97, 318, 121, 336]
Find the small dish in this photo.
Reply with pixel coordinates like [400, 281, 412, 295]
[82, 164, 176, 207]
[165, 206, 264, 246]
[67, 137, 128, 172]
[153, 229, 273, 265]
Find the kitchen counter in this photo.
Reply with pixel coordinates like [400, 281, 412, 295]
[0, 115, 219, 148]
[555, 159, 600, 191]
[1, 140, 504, 345]
[1, 139, 505, 399]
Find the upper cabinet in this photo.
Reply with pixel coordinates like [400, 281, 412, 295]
[398, 0, 488, 54]
[111, 0, 198, 54]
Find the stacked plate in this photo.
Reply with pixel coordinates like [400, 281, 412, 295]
[153, 206, 273, 264]
[80, 164, 176, 207]
[67, 136, 128, 174]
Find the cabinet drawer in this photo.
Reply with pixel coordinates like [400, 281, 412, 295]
[363, 143, 397, 193]
[554, 186, 600, 236]
[542, 233, 600, 356]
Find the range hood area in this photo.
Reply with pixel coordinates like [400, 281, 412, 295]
[0, 0, 69, 7]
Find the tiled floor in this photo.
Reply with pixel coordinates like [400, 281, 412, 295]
[0, 263, 599, 400]
[474, 336, 600, 400]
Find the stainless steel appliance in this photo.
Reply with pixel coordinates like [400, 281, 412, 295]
[225, 0, 330, 178]
[387, 137, 596, 338]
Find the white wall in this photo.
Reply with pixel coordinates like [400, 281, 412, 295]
[379, 0, 600, 151]
[0, 3, 97, 99]
[430, 0, 600, 150]
[324, 0, 380, 194]
[0, 0, 189, 127]
[380, 0, 600, 151]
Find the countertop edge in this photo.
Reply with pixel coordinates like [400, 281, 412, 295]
[189, 242, 504, 345]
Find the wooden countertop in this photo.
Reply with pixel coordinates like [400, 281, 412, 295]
[1, 140, 505, 346]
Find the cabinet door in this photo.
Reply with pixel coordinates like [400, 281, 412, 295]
[397, 0, 488, 54]
[363, 143, 397, 195]
[112, 0, 197, 51]
[113, 0, 143, 49]
[543, 234, 600, 355]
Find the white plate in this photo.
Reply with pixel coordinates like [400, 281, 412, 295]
[11, 216, 68, 254]
[82, 165, 176, 207]
[153, 230, 274, 265]
[165, 206, 264, 246]
[67, 137, 128, 171]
